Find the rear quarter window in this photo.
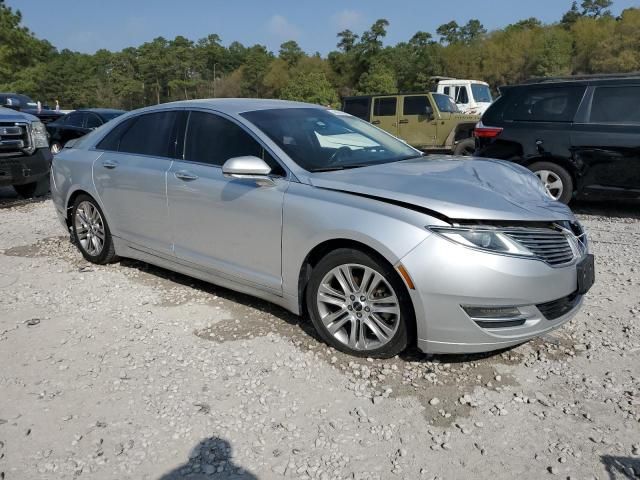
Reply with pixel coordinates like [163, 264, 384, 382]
[589, 86, 640, 124]
[502, 85, 586, 123]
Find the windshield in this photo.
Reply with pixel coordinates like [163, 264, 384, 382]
[432, 94, 460, 113]
[471, 84, 493, 103]
[241, 108, 421, 172]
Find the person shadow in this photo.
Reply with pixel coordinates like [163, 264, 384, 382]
[601, 455, 640, 480]
[158, 437, 258, 479]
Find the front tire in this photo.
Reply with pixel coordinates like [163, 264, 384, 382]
[453, 138, 475, 156]
[305, 248, 413, 358]
[529, 161, 573, 204]
[71, 194, 118, 264]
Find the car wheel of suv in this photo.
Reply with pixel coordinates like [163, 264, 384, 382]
[50, 142, 63, 155]
[71, 194, 118, 264]
[13, 175, 50, 199]
[306, 248, 413, 358]
[453, 138, 475, 156]
[529, 162, 573, 204]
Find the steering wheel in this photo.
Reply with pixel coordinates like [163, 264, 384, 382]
[327, 146, 353, 166]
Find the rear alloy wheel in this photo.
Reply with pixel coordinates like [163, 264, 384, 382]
[529, 161, 573, 204]
[453, 138, 476, 156]
[306, 248, 413, 358]
[71, 195, 117, 264]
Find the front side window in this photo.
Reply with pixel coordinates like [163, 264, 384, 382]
[503, 86, 585, 122]
[403, 96, 429, 116]
[117, 111, 177, 157]
[343, 98, 370, 120]
[373, 97, 397, 117]
[432, 94, 460, 113]
[590, 86, 640, 124]
[184, 111, 283, 174]
[455, 86, 469, 104]
[241, 108, 421, 172]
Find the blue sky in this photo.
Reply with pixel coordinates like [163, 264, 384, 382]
[10, 0, 640, 55]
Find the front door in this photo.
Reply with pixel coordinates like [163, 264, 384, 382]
[399, 95, 437, 148]
[370, 97, 398, 136]
[93, 110, 180, 255]
[572, 85, 640, 195]
[167, 110, 287, 293]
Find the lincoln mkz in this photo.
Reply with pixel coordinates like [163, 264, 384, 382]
[51, 99, 595, 358]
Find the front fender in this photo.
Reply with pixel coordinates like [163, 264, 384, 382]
[281, 182, 446, 302]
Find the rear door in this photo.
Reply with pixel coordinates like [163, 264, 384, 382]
[93, 110, 181, 255]
[370, 97, 398, 136]
[571, 85, 640, 196]
[399, 95, 436, 148]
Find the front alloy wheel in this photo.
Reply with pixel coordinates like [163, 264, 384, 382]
[307, 249, 413, 358]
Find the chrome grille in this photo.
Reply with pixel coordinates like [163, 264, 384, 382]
[0, 122, 28, 153]
[505, 229, 575, 266]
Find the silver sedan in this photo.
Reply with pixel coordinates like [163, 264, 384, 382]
[50, 99, 595, 358]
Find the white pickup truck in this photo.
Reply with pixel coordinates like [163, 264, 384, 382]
[434, 78, 493, 115]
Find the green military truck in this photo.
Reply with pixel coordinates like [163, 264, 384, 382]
[342, 92, 480, 155]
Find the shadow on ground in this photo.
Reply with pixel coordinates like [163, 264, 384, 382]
[158, 437, 258, 479]
[572, 199, 640, 220]
[601, 455, 640, 479]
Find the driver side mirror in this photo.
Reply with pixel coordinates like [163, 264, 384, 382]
[424, 105, 434, 121]
[3, 98, 21, 111]
[222, 156, 275, 186]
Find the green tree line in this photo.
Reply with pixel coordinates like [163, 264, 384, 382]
[1, 0, 638, 110]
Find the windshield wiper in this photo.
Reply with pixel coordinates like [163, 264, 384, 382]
[312, 165, 370, 172]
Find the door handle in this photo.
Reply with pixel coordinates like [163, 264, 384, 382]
[398, 119, 409, 124]
[174, 170, 199, 181]
[371, 120, 381, 125]
[102, 159, 118, 169]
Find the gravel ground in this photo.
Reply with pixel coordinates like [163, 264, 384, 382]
[0, 186, 639, 479]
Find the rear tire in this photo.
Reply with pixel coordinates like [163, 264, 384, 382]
[305, 248, 414, 358]
[71, 194, 118, 264]
[529, 161, 573, 204]
[453, 138, 475, 156]
[13, 175, 50, 198]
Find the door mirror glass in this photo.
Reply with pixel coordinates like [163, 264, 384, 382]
[222, 156, 273, 184]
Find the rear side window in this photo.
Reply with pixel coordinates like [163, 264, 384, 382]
[503, 86, 585, 122]
[85, 113, 102, 129]
[343, 98, 370, 120]
[117, 111, 177, 157]
[184, 111, 283, 175]
[403, 96, 429, 116]
[373, 97, 397, 117]
[66, 112, 85, 127]
[590, 86, 640, 124]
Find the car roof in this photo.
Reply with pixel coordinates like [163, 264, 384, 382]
[506, 73, 640, 90]
[137, 98, 322, 116]
[69, 108, 127, 115]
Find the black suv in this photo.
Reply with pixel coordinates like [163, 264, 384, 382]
[475, 74, 640, 204]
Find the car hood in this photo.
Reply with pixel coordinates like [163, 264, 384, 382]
[307, 157, 574, 222]
[0, 106, 37, 123]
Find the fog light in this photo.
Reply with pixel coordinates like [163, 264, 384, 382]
[463, 306, 527, 329]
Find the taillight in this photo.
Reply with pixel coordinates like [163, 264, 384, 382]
[474, 122, 503, 139]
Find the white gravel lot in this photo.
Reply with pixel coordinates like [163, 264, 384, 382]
[0, 187, 639, 480]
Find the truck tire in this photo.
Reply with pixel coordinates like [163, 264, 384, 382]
[13, 175, 50, 199]
[453, 138, 476, 156]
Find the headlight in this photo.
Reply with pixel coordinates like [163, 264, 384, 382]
[428, 226, 534, 257]
[30, 122, 49, 149]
